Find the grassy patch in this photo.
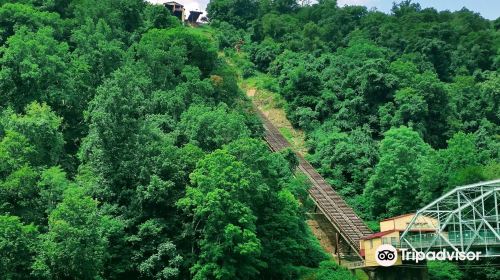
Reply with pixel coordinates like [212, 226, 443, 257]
[244, 73, 279, 92]
[251, 87, 284, 110]
[224, 51, 308, 156]
[247, 86, 307, 153]
[279, 127, 293, 142]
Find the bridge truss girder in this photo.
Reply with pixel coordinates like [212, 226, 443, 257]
[400, 179, 500, 257]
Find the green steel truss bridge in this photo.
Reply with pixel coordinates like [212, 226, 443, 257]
[400, 179, 500, 257]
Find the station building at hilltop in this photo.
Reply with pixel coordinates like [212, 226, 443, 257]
[164, 1, 203, 25]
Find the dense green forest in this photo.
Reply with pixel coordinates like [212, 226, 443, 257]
[208, 0, 500, 220]
[0, 1, 354, 279]
[0, 0, 498, 279]
[207, 0, 499, 279]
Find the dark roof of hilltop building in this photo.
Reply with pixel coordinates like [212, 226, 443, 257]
[187, 11, 203, 23]
[165, 1, 184, 8]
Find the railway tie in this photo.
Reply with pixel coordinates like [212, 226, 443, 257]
[255, 108, 372, 259]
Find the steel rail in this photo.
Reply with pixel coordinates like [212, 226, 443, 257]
[254, 108, 372, 258]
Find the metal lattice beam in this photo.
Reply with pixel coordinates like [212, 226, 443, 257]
[400, 179, 500, 257]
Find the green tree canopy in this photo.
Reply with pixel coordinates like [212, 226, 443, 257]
[365, 126, 432, 219]
[33, 188, 109, 280]
[178, 104, 251, 151]
[0, 215, 38, 280]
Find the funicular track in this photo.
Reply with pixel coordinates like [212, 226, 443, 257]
[255, 109, 372, 259]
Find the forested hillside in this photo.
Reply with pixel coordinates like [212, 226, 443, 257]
[208, 0, 499, 219]
[1, 0, 499, 279]
[208, 0, 499, 278]
[0, 1, 356, 279]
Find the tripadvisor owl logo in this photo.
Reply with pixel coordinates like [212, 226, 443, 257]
[375, 244, 398, 266]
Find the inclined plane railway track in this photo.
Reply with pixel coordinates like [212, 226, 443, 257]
[255, 109, 372, 259]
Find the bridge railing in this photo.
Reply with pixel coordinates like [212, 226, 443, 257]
[397, 230, 500, 249]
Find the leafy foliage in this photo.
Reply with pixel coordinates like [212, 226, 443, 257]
[210, 2, 500, 276]
[1, 0, 498, 279]
[0, 215, 38, 280]
[0, 1, 336, 278]
[428, 261, 463, 280]
[179, 138, 326, 279]
[33, 188, 110, 280]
